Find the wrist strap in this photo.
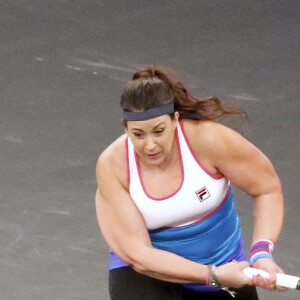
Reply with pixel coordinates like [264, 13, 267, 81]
[250, 239, 274, 266]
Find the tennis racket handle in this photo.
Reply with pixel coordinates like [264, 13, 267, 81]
[243, 267, 300, 290]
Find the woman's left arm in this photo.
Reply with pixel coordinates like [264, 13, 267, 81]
[213, 126, 284, 244]
[201, 122, 285, 290]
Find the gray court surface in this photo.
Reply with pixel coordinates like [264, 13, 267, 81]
[1, 1, 299, 299]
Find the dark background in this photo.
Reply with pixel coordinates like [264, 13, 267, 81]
[0, 1, 299, 299]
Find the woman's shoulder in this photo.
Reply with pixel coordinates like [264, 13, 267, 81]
[181, 120, 248, 160]
[181, 119, 237, 144]
[97, 134, 128, 183]
[96, 134, 128, 190]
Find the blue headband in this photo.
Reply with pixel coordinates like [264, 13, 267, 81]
[123, 101, 175, 121]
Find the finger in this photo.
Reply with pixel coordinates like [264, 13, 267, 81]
[276, 285, 288, 292]
[254, 275, 272, 290]
[269, 272, 277, 285]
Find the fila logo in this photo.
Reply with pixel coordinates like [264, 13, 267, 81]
[195, 187, 211, 202]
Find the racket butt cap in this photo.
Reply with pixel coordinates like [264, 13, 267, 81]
[296, 280, 300, 290]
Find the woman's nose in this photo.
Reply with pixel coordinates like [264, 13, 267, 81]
[145, 136, 156, 151]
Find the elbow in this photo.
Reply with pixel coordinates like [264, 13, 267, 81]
[122, 247, 152, 274]
[130, 262, 148, 274]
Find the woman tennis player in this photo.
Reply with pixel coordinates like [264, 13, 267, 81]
[95, 66, 286, 299]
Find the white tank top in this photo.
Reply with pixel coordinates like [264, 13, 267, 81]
[127, 121, 230, 230]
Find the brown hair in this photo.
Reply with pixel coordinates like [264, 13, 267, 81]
[120, 65, 246, 121]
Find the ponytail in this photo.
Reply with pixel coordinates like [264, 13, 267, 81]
[132, 65, 246, 121]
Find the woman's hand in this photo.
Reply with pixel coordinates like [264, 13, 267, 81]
[216, 261, 252, 288]
[252, 258, 287, 291]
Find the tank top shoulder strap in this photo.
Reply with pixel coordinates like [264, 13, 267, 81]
[176, 120, 199, 166]
[177, 120, 224, 180]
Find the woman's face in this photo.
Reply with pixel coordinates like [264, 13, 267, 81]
[126, 113, 179, 166]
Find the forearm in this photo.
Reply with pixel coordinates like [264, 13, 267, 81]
[129, 246, 208, 284]
[252, 190, 284, 243]
[128, 246, 251, 288]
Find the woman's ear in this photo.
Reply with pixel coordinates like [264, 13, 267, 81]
[124, 124, 128, 134]
[174, 111, 179, 128]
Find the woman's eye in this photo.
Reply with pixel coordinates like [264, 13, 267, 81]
[133, 132, 143, 138]
[155, 129, 164, 135]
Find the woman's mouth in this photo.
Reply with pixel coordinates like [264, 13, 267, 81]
[146, 152, 160, 160]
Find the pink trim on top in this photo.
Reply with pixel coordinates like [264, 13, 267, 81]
[135, 128, 184, 201]
[125, 138, 130, 187]
[179, 120, 224, 180]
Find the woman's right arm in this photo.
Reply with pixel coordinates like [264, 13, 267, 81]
[95, 149, 251, 288]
